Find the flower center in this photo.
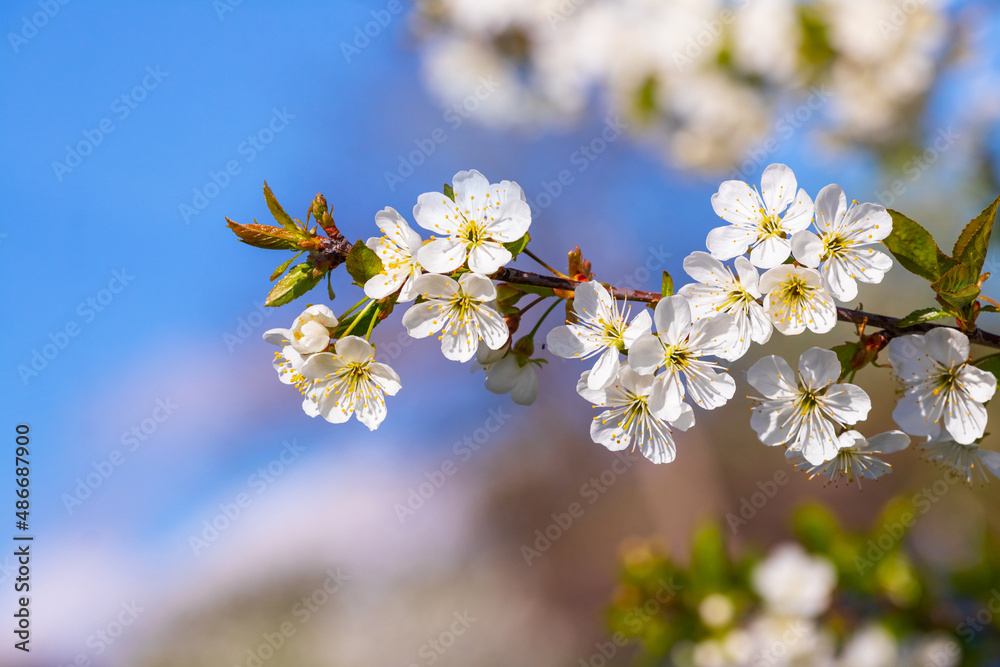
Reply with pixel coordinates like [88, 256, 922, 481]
[933, 368, 961, 395]
[776, 276, 815, 307]
[664, 344, 692, 369]
[756, 208, 785, 239]
[619, 393, 649, 431]
[822, 233, 852, 259]
[722, 286, 754, 312]
[449, 294, 478, 321]
[339, 361, 371, 391]
[795, 388, 821, 415]
[459, 219, 487, 248]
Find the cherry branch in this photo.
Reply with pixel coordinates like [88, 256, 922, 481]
[493, 267, 1000, 350]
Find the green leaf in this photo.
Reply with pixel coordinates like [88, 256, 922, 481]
[980, 304, 1000, 313]
[896, 307, 953, 328]
[518, 284, 557, 298]
[793, 504, 841, 554]
[883, 210, 956, 282]
[953, 194, 1000, 274]
[443, 183, 455, 202]
[931, 263, 980, 309]
[263, 181, 302, 234]
[226, 218, 303, 250]
[503, 232, 531, 259]
[270, 251, 304, 281]
[265, 263, 323, 307]
[496, 283, 526, 314]
[333, 297, 395, 339]
[326, 272, 336, 301]
[974, 354, 1000, 378]
[661, 271, 674, 297]
[345, 241, 384, 287]
[689, 523, 728, 589]
[831, 342, 862, 378]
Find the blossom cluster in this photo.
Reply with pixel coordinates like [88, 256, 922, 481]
[411, 0, 949, 170]
[679, 543, 961, 666]
[556, 163, 908, 477]
[265, 169, 530, 429]
[256, 163, 1000, 488]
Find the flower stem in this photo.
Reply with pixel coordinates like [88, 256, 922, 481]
[492, 266, 1000, 350]
[523, 248, 571, 279]
[341, 300, 376, 338]
[527, 298, 564, 340]
[364, 304, 380, 341]
[517, 295, 547, 316]
[339, 296, 370, 321]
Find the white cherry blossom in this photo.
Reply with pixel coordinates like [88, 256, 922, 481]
[484, 354, 539, 406]
[789, 430, 910, 487]
[888, 328, 997, 445]
[414, 169, 531, 275]
[263, 305, 339, 385]
[919, 432, 1000, 485]
[546, 280, 652, 390]
[401, 272, 508, 362]
[748, 347, 872, 465]
[680, 251, 771, 360]
[706, 163, 814, 269]
[627, 295, 739, 421]
[759, 265, 837, 335]
[790, 184, 894, 301]
[363, 207, 424, 301]
[751, 543, 836, 618]
[576, 364, 695, 464]
[263, 304, 338, 356]
[298, 336, 401, 430]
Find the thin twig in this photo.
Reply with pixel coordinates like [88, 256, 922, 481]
[493, 267, 1000, 349]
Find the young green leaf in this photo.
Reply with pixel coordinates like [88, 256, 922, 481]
[226, 218, 303, 250]
[953, 194, 1000, 274]
[661, 271, 674, 297]
[263, 181, 303, 234]
[895, 307, 953, 328]
[496, 283, 526, 314]
[883, 210, 956, 282]
[345, 240, 384, 287]
[517, 284, 557, 298]
[931, 263, 980, 309]
[503, 233, 531, 259]
[326, 273, 336, 301]
[265, 263, 323, 307]
[830, 342, 862, 378]
[333, 297, 395, 339]
[443, 183, 455, 202]
[270, 251, 304, 281]
[974, 353, 1000, 378]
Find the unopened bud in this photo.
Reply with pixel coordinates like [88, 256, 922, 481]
[513, 336, 534, 357]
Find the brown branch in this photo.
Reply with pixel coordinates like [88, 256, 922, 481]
[493, 267, 1000, 350]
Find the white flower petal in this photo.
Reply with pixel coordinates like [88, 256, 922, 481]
[627, 334, 664, 375]
[417, 237, 467, 274]
[790, 230, 823, 268]
[335, 335, 375, 363]
[467, 241, 512, 274]
[401, 302, 446, 339]
[588, 347, 621, 389]
[747, 355, 797, 398]
[458, 272, 498, 301]
[798, 347, 841, 389]
[413, 191, 462, 235]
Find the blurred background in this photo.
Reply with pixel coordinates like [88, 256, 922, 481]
[3, 0, 1000, 665]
